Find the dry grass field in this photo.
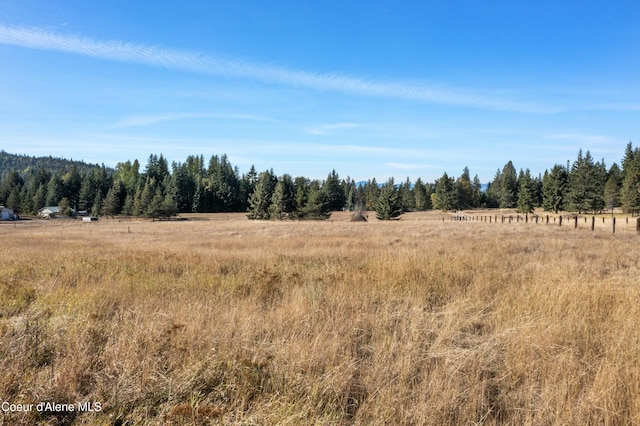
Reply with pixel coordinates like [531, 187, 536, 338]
[1, 211, 639, 425]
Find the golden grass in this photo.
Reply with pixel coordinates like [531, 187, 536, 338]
[1, 211, 639, 425]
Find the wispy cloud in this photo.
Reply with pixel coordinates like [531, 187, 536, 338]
[306, 122, 359, 135]
[545, 133, 618, 145]
[0, 25, 553, 113]
[112, 112, 272, 128]
[544, 133, 625, 154]
[386, 162, 434, 170]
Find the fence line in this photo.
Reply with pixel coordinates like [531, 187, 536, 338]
[449, 212, 640, 235]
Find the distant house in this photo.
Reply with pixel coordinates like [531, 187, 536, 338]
[1, 206, 16, 221]
[38, 206, 60, 218]
[38, 206, 77, 218]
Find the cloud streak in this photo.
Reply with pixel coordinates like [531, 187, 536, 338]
[306, 122, 359, 135]
[0, 25, 553, 113]
[386, 162, 434, 170]
[112, 112, 272, 128]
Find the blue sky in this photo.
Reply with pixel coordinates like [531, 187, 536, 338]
[1, 1, 639, 182]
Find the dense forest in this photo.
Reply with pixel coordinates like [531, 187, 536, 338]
[1, 142, 639, 220]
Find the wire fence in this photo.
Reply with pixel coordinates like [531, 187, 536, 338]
[449, 212, 640, 234]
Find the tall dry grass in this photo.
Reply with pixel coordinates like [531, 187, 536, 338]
[1, 212, 639, 425]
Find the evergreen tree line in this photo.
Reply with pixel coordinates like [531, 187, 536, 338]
[431, 143, 640, 215]
[1, 143, 640, 219]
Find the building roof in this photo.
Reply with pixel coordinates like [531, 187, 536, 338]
[38, 206, 60, 213]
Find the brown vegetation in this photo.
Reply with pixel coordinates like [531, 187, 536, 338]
[1, 211, 639, 425]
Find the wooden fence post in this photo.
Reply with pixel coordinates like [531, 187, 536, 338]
[612, 217, 616, 234]
[546, 215, 549, 224]
[636, 217, 640, 234]
[559, 216, 562, 226]
[574, 216, 578, 229]
[591, 216, 595, 231]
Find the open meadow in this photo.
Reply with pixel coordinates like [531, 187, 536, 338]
[1, 211, 640, 425]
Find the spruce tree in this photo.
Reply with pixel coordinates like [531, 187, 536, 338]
[270, 180, 287, 220]
[208, 154, 241, 212]
[153, 174, 177, 219]
[364, 178, 380, 210]
[0, 170, 23, 204]
[483, 169, 501, 208]
[293, 176, 309, 218]
[398, 177, 414, 211]
[516, 169, 535, 214]
[620, 143, 640, 214]
[172, 162, 196, 213]
[567, 150, 605, 213]
[20, 185, 33, 214]
[542, 164, 568, 213]
[78, 177, 94, 212]
[91, 190, 102, 217]
[6, 187, 21, 213]
[299, 180, 331, 220]
[61, 166, 81, 208]
[279, 174, 296, 214]
[33, 183, 46, 212]
[145, 187, 165, 219]
[247, 171, 274, 220]
[413, 177, 428, 211]
[122, 193, 134, 217]
[604, 175, 620, 211]
[133, 179, 154, 217]
[499, 161, 518, 208]
[346, 184, 356, 212]
[46, 174, 63, 206]
[621, 141, 635, 182]
[375, 182, 402, 220]
[433, 172, 455, 211]
[472, 175, 482, 208]
[566, 150, 587, 212]
[162, 191, 179, 218]
[323, 170, 346, 211]
[455, 167, 474, 209]
[102, 184, 121, 217]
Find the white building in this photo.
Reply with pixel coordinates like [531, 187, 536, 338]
[38, 206, 76, 218]
[38, 206, 60, 218]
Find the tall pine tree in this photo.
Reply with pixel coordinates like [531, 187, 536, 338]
[620, 142, 640, 214]
[516, 169, 535, 214]
[375, 181, 402, 220]
[542, 164, 568, 213]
